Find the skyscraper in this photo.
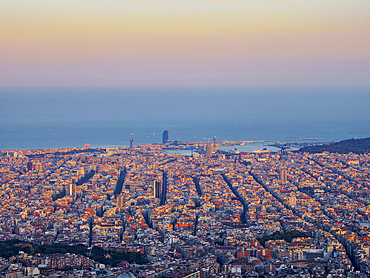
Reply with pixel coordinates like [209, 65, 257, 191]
[96, 205, 104, 217]
[160, 171, 168, 206]
[153, 180, 161, 198]
[129, 138, 133, 148]
[162, 130, 169, 144]
[66, 183, 76, 198]
[27, 161, 33, 171]
[280, 169, 287, 181]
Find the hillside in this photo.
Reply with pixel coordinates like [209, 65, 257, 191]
[299, 137, 370, 154]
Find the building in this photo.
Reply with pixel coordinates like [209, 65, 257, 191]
[27, 161, 33, 171]
[154, 180, 161, 198]
[279, 169, 287, 181]
[162, 130, 169, 144]
[117, 194, 125, 208]
[96, 205, 104, 217]
[35, 162, 42, 171]
[160, 171, 168, 206]
[288, 194, 296, 206]
[206, 137, 218, 158]
[173, 140, 181, 145]
[206, 144, 218, 158]
[66, 183, 76, 198]
[78, 167, 85, 176]
[129, 138, 133, 148]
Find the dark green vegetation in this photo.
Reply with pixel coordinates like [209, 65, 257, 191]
[0, 240, 148, 265]
[299, 137, 370, 154]
[38, 243, 87, 255]
[257, 230, 311, 247]
[90, 246, 148, 265]
[0, 240, 33, 258]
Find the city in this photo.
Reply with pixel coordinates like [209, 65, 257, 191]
[1, 137, 370, 278]
[2, 0, 369, 277]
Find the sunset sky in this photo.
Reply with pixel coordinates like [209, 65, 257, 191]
[1, 0, 370, 86]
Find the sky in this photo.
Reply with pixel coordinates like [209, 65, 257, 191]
[1, 0, 370, 86]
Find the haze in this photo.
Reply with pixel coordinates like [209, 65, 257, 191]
[1, 0, 369, 86]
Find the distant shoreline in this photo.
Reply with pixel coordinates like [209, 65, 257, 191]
[1, 139, 319, 153]
[4, 137, 370, 155]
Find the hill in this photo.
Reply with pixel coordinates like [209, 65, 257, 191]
[299, 137, 370, 154]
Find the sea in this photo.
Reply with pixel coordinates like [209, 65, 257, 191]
[1, 86, 370, 151]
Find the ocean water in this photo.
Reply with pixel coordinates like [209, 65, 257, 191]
[0, 86, 369, 150]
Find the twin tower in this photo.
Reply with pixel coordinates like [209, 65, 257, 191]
[154, 130, 168, 206]
[153, 171, 168, 205]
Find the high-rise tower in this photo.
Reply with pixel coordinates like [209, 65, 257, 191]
[153, 180, 161, 198]
[162, 130, 169, 144]
[27, 161, 33, 171]
[206, 144, 213, 158]
[66, 183, 76, 198]
[160, 171, 168, 206]
[279, 169, 287, 181]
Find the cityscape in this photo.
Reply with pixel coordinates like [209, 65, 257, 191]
[1, 132, 370, 278]
[2, 0, 370, 277]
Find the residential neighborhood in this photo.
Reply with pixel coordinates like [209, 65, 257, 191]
[1, 143, 370, 277]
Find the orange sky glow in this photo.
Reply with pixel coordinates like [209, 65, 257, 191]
[1, 0, 369, 85]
